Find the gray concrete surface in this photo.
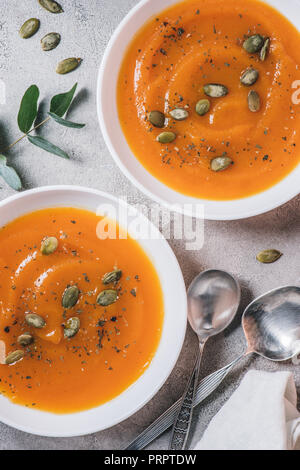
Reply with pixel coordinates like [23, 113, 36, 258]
[0, 0, 299, 450]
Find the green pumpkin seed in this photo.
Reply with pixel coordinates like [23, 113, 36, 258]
[38, 0, 63, 13]
[148, 111, 165, 128]
[41, 236, 58, 255]
[102, 269, 122, 285]
[56, 58, 82, 74]
[19, 18, 40, 39]
[210, 156, 233, 172]
[25, 314, 46, 329]
[256, 249, 282, 264]
[243, 34, 264, 53]
[248, 90, 261, 112]
[5, 350, 24, 365]
[157, 132, 176, 143]
[41, 32, 61, 51]
[195, 99, 210, 116]
[97, 289, 118, 307]
[203, 84, 228, 98]
[240, 68, 259, 87]
[62, 286, 79, 309]
[169, 108, 189, 121]
[64, 317, 80, 338]
[17, 333, 34, 347]
[260, 38, 270, 61]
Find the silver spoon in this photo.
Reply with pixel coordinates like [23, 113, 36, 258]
[169, 269, 241, 450]
[130, 284, 300, 451]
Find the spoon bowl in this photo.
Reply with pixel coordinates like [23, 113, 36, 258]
[243, 286, 300, 361]
[188, 269, 241, 342]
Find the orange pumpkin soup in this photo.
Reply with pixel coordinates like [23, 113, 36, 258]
[0, 208, 163, 413]
[118, 0, 300, 200]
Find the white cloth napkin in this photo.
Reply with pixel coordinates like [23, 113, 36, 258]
[195, 370, 300, 450]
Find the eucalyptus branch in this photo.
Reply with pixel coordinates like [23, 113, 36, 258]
[3, 117, 51, 152]
[0, 82, 85, 191]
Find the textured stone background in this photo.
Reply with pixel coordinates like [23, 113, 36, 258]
[0, 0, 299, 450]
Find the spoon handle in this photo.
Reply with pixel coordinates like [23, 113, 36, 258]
[169, 344, 204, 450]
[125, 354, 245, 450]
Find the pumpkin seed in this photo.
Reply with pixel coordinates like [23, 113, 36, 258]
[41, 32, 61, 51]
[210, 156, 233, 172]
[243, 34, 264, 53]
[157, 132, 176, 143]
[17, 333, 34, 347]
[148, 111, 165, 128]
[260, 38, 270, 61]
[62, 286, 79, 309]
[256, 249, 282, 264]
[41, 236, 58, 255]
[169, 108, 189, 121]
[5, 350, 24, 365]
[56, 58, 82, 74]
[102, 269, 122, 285]
[203, 84, 228, 98]
[19, 18, 40, 39]
[64, 317, 80, 338]
[97, 289, 118, 307]
[195, 99, 210, 116]
[240, 68, 259, 87]
[38, 0, 63, 13]
[25, 314, 46, 329]
[248, 90, 261, 112]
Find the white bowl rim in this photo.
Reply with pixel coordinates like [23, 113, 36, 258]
[0, 185, 187, 437]
[97, 0, 300, 221]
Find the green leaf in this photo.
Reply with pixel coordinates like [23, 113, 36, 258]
[0, 166, 22, 190]
[0, 155, 22, 190]
[27, 135, 69, 159]
[50, 83, 77, 117]
[48, 112, 85, 129]
[17, 85, 40, 134]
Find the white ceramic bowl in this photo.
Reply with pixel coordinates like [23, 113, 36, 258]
[0, 186, 187, 437]
[98, 0, 300, 220]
